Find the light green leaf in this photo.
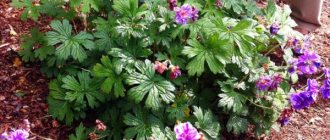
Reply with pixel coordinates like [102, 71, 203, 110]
[46, 20, 94, 62]
[126, 60, 175, 110]
[193, 106, 221, 139]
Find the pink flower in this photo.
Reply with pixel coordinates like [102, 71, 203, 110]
[154, 61, 168, 74]
[174, 122, 201, 140]
[95, 119, 107, 131]
[167, 0, 177, 11]
[170, 66, 181, 80]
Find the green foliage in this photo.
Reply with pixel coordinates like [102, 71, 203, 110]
[182, 36, 232, 76]
[10, 0, 40, 21]
[218, 81, 247, 113]
[126, 60, 176, 110]
[47, 79, 84, 125]
[123, 106, 163, 139]
[226, 115, 249, 135]
[92, 56, 125, 97]
[14, 0, 302, 139]
[68, 123, 88, 140]
[46, 20, 95, 62]
[62, 72, 106, 109]
[70, 0, 100, 13]
[19, 28, 44, 62]
[151, 127, 176, 140]
[193, 106, 221, 139]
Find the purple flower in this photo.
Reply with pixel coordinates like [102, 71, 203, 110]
[167, 0, 177, 11]
[306, 79, 319, 93]
[270, 23, 280, 35]
[174, 122, 201, 140]
[269, 74, 283, 90]
[297, 51, 321, 75]
[324, 68, 330, 78]
[293, 37, 311, 54]
[256, 76, 272, 91]
[321, 79, 330, 99]
[288, 59, 299, 74]
[0, 133, 8, 140]
[170, 66, 181, 80]
[6, 129, 29, 140]
[174, 4, 199, 24]
[190, 7, 199, 21]
[278, 117, 290, 126]
[290, 92, 313, 110]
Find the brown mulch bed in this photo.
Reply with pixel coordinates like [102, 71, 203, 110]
[0, 0, 69, 139]
[0, 0, 330, 139]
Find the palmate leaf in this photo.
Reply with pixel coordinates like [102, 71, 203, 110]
[19, 28, 47, 62]
[34, 45, 55, 60]
[109, 46, 152, 72]
[226, 115, 248, 135]
[193, 106, 221, 139]
[46, 20, 95, 62]
[218, 81, 246, 113]
[126, 60, 176, 110]
[112, 0, 147, 18]
[39, 0, 75, 19]
[19, 28, 56, 62]
[166, 95, 190, 121]
[47, 79, 86, 125]
[151, 127, 176, 140]
[207, 17, 257, 55]
[94, 31, 114, 51]
[182, 35, 232, 76]
[222, 0, 244, 14]
[92, 56, 125, 97]
[113, 0, 148, 38]
[10, 0, 40, 21]
[62, 72, 106, 109]
[123, 106, 163, 140]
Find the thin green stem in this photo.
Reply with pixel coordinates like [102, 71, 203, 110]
[242, 95, 273, 110]
[264, 45, 280, 56]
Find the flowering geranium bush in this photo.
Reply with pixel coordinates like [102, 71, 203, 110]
[12, 0, 330, 139]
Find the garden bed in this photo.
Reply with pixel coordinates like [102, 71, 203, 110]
[0, 0, 330, 139]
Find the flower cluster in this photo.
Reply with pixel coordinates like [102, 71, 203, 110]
[174, 4, 199, 24]
[174, 122, 201, 140]
[256, 74, 283, 91]
[154, 61, 181, 80]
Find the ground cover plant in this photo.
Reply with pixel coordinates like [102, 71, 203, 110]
[3, 0, 330, 139]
